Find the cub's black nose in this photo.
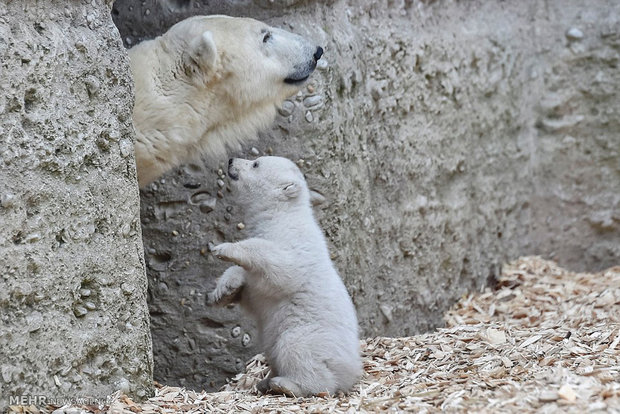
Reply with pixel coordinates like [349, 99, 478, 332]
[228, 158, 233, 166]
[313, 47, 323, 61]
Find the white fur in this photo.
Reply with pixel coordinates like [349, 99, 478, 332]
[129, 16, 320, 187]
[207, 156, 362, 397]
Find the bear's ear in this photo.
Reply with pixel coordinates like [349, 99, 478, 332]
[309, 190, 326, 207]
[185, 31, 217, 75]
[282, 182, 301, 199]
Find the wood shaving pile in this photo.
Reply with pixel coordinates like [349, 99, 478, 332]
[17, 257, 620, 413]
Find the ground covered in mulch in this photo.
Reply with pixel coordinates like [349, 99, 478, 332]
[14, 257, 620, 413]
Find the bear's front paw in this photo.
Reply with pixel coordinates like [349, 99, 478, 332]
[206, 285, 244, 307]
[211, 242, 236, 262]
[205, 290, 220, 306]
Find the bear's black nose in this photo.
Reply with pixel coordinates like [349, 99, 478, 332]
[313, 47, 323, 61]
[228, 158, 233, 166]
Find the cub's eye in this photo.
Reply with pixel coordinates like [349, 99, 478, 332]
[253, 161, 259, 168]
[262, 32, 272, 43]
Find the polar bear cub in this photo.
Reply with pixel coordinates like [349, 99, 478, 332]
[207, 156, 362, 397]
[129, 16, 323, 187]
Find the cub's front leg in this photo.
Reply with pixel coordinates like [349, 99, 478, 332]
[211, 238, 286, 273]
[206, 265, 246, 306]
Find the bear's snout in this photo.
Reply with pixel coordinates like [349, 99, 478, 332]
[228, 158, 239, 181]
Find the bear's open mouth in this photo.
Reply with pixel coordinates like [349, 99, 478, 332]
[284, 73, 311, 84]
[284, 61, 317, 85]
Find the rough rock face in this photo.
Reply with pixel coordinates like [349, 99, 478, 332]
[0, 0, 152, 407]
[112, 0, 620, 391]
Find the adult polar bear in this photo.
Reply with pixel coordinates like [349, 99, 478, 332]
[129, 15, 323, 187]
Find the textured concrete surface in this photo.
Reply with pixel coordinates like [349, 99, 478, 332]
[112, 0, 620, 391]
[0, 0, 152, 407]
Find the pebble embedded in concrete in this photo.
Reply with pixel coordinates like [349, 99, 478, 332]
[84, 76, 100, 96]
[237, 222, 245, 230]
[305, 111, 313, 122]
[1, 193, 16, 208]
[250, 147, 259, 156]
[278, 100, 295, 117]
[231, 326, 241, 338]
[115, 377, 131, 393]
[317, 59, 328, 70]
[199, 197, 216, 214]
[86, 13, 95, 27]
[217, 179, 225, 188]
[303, 95, 323, 108]
[380, 304, 394, 323]
[119, 139, 132, 158]
[73, 305, 88, 317]
[565, 27, 584, 40]
[242, 333, 251, 347]
[120, 283, 135, 296]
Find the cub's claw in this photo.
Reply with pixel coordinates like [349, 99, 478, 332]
[206, 285, 243, 307]
[211, 242, 234, 261]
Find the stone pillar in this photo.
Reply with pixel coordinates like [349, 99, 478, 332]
[0, 1, 152, 408]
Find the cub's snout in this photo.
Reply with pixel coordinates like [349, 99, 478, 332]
[228, 158, 239, 181]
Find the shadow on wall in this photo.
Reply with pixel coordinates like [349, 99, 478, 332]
[112, 0, 620, 392]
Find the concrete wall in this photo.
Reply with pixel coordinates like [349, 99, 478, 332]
[112, 0, 620, 391]
[0, 0, 152, 407]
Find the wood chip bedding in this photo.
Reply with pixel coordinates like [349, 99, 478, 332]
[12, 257, 620, 413]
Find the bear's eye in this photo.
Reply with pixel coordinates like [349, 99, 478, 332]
[262, 32, 272, 43]
[253, 161, 259, 168]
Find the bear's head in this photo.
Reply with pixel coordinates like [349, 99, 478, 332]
[130, 15, 323, 187]
[227, 156, 312, 214]
[160, 15, 322, 109]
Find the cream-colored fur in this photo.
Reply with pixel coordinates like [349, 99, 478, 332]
[129, 16, 322, 187]
[207, 156, 362, 397]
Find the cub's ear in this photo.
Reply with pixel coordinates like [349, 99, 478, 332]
[282, 182, 301, 199]
[309, 190, 326, 207]
[185, 31, 217, 75]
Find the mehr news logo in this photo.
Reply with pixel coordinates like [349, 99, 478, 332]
[9, 394, 110, 407]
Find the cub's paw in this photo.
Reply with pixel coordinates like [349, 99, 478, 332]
[206, 285, 243, 307]
[211, 242, 236, 261]
[256, 378, 271, 394]
[205, 290, 220, 306]
[268, 377, 304, 398]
